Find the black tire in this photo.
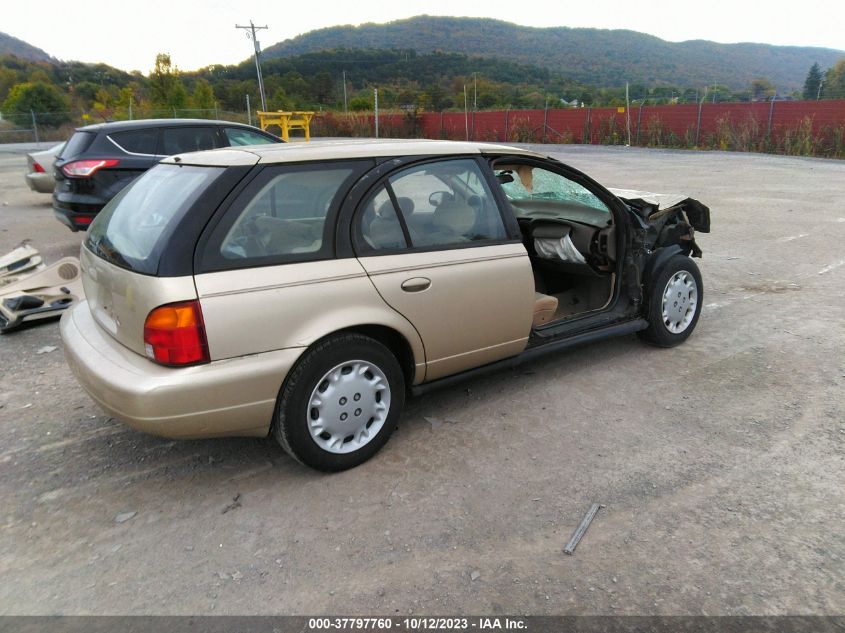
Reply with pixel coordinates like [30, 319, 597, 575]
[638, 254, 703, 348]
[272, 333, 405, 472]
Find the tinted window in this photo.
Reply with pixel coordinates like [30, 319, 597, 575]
[215, 165, 356, 264]
[61, 131, 95, 158]
[224, 127, 277, 146]
[160, 127, 221, 155]
[109, 129, 159, 155]
[86, 164, 223, 274]
[388, 159, 506, 249]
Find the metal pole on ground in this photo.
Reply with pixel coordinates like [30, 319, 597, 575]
[246, 94, 252, 126]
[625, 83, 632, 146]
[695, 98, 703, 146]
[767, 96, 776, 145]
[636, 102, 643, 146]
[30, 110, 39, 144]
[463, 85, 469, 141]
[374, 88, 379, 139]
[542, 98, 548, 144]
[342, 70, 348, 113]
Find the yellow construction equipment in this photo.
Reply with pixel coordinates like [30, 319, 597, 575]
[257, 111, 316, 141]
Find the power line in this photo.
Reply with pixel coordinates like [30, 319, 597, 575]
[236, 20, 269, 112]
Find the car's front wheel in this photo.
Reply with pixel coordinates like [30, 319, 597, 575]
[273, 334, 405, 471]
[638, 254, 703, 347]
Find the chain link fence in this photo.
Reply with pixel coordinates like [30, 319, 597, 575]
[0, 108, 252, 144]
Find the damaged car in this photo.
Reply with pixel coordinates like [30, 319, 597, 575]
[60, 139, 710, 471]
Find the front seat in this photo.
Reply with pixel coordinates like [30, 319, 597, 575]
[533, 292, 558, 327]
[431, 199, 476, 243]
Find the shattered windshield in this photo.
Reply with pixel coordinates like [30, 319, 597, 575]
[496, 165, 609, 213]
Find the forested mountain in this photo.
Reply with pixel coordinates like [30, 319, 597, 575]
[263, 16, 845, 91]
[0, 32, 52, 62]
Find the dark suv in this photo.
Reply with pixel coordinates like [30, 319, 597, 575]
[52, 119, 281, 231]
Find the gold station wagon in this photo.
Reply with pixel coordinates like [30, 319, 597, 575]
[60, 139, 710, 471]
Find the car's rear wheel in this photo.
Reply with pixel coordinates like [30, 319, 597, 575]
[273, 334, 405, 471]
[638, 254, 703, 347]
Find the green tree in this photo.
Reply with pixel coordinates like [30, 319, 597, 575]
[280, 71, 308, 101]
[749, 77, 776, 101]
[0, 66, 19, 102]
[822, 59, 845, 99]
[268, 87, 292, 111]
[28, 68, 51, 84]
[310, 71, 334, 104]
[190, 78, 216, 111]
[2, 81, 70, 124]
[803, 63, 823, 100]
[149, 53, 187, 109]
[349, 96, 371, 111]
[477, 92, 498, 109]
[72, 81, 100, 105]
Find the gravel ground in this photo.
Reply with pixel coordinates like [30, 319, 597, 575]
[0, 143, 843, 615]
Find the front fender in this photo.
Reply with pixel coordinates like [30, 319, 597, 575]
[642, 246, 684, 316]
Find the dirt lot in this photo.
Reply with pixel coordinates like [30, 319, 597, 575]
[0, 143, 843, 616]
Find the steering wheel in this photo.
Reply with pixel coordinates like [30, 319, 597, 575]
[429, 191, 454, 207]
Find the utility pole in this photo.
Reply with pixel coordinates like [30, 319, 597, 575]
[236, 20, 269, 112]
[473, 72, 477, 111]
[246, 94, 252, 126]
[342, 70, 348, 113]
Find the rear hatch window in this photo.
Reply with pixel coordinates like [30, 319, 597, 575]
[60, 130, 95, 158]
[85, 163, 223, 275]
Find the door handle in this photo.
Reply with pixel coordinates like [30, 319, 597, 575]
[400, 277, 431, 293]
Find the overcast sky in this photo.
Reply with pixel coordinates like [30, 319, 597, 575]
[4, 0, 844, 73]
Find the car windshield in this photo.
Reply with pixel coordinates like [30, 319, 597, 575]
[496, 165, 608, 213]
[85, 164, 223, 274]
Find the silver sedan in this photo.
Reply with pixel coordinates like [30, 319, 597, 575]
[24, 142, 65, 193]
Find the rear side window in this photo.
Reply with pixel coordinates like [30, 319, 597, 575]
[160, 127, 221, 155]
[60, 131, 95, 158]
[224, 127, 277, 146]
[109, 129, 159, 155]
[354, 158, 508, 253]
[200, 160, 370, 271]
[86, 164, 223, 275]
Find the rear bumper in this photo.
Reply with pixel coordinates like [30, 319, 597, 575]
[52, 192, 105, 231]
[53, 208, 96, 232]
[60, 300, 304, 439]
[25, 173, 54, 194]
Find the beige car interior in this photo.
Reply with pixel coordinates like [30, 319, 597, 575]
[494, 163, 618, 328]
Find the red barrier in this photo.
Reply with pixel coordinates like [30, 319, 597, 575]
[410, 100, 845, 150]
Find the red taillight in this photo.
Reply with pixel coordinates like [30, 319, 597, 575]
[32, 161, 45, 173]
[143, 300, 210, 366]
[62, 159, 120, 178]
[74, 216, 94, 226]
